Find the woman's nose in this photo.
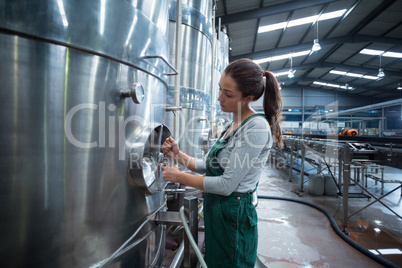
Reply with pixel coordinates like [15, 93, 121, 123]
[217, 91, 223, 102]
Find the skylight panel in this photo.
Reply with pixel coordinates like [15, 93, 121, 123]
[360, 49, 402, 58]
[326, 83, 340, 88]
[318, 9, 347, 21]
[346, 73, 363, 78]
[330, 70, 347, 75]
[360, 49, 383, 55]
[258, 22, 287, 33]
[329, 70, 380, 80]
[288, 15, 318, 27]
[258, 9, 347, 33]
[273, 71, 289, 77]
[362, 75, 379, 80]
[253, 50, 311, 64]
[313, 81, 354, 90]
[313, 81, 327, 86]
[383, 51, 402, 58]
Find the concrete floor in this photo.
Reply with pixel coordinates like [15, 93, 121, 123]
[256, 163, 402, 267]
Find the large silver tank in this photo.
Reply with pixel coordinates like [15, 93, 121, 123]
[166, 0, 213, 161]
[212, 26, 231, 138]
[0, 0, 172, 267]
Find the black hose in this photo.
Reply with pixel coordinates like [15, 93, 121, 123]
[257, 195, 398, 268]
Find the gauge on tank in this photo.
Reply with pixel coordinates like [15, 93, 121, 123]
[132, 82, 145, 104]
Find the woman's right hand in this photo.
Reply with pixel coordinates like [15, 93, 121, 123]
[162, 136, 180, 159]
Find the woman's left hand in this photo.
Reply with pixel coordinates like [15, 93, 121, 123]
[162, 164, 181, 183]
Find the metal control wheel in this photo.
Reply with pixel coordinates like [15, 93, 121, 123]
[127, 124, 172, 194]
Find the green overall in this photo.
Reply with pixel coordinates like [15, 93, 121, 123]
[204, 114, 265, 267]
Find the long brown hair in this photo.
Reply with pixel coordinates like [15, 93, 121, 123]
[223, 58, 283, 148]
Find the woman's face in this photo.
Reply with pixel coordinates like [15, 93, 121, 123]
[217, 73, 244, 114]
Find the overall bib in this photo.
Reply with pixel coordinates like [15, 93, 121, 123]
[203, 114, 265, 267]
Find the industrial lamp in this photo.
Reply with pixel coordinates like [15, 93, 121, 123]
[288, 57, 295, 78]
[377, 54, 385, 77]
[312, 21, 321, 52]
[397, 83, 402, 90]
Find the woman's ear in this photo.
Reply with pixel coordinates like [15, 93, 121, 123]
[244, 95, 255, 103]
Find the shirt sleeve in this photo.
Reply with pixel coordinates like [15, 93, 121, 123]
[194, 154, 207, 174]
[202, 118, 270, 196]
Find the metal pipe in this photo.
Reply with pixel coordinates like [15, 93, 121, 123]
[210, 5, 216, 136]
[342, 144, 351, 231]
[183, 196, 199, 268]
[313, 98, 402, 120]
[169, 241, 184, 268]
[174, 0, 182, 139]
[180, 206, 207, 268]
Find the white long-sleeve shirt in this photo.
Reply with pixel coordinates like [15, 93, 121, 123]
[195, 115, 273, 196]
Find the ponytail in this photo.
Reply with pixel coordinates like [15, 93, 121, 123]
[263, 71, 283, 148]
[223, 59, 283, 148]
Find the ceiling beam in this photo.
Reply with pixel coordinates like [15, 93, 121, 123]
[230, 34, 402, 62]
[217, 0, 337, 26]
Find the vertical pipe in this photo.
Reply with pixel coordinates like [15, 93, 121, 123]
[338, 149, 342, 186]
[301, 88, 304, 136]
[169, 241, 184, 268]
[183, 196, 198, 268]
[174, 0, 182, 139]
[300, 145, 306, 192]
[210, 6, 216, 136]
[289, 139, 294, 182]
[342, 144, 351, 231]
[381, 108, 384, 137]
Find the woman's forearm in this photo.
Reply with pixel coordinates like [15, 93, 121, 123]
[174, 151, 197, 171]
[178, 172, 204, 191]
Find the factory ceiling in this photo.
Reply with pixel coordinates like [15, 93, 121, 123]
[216, 0, 402, 100]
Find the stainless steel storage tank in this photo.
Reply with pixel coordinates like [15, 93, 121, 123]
[0, 0, 173, 267]
[166, 0, 213, 161]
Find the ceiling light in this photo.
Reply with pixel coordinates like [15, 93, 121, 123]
[258, 9, 347, 33]
[377, 54, 385, 77]
[312, 39, 321, 51]
[288, 69, 295, 78]
[378, 68, 385, 77]
[312, 18, 321, 52]
[397, 83, 402, 90]
[288, 57, 295, 78]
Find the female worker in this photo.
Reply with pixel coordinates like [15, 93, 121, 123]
[161, 58, 283, 267]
